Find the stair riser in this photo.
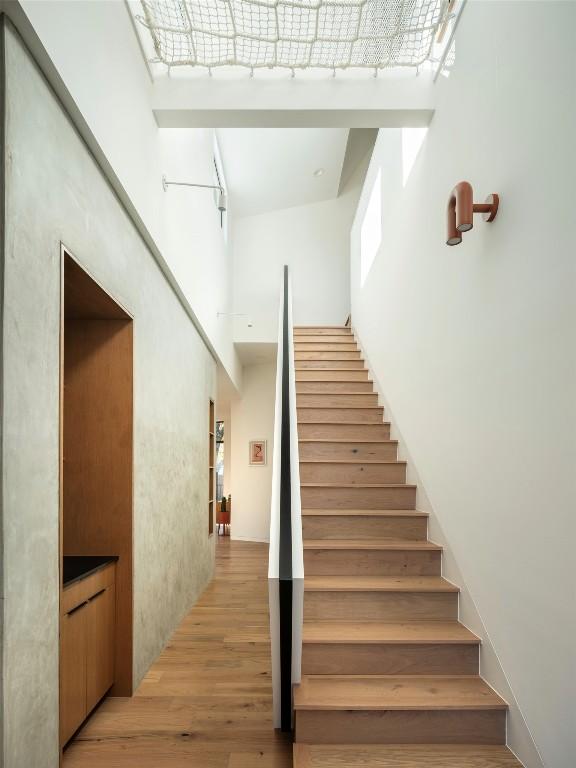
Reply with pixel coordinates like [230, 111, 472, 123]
[303, 591, 458, 622]
[296, 360, 365, 369]
[299, 441, 397, 461]
[296, 381, 373, 393]
[302, 515, 426, 540]
[301, 486, 416, 510]
[293, 335, 356, 344]
[296, 370, 369, 381]
[304, 549, 441, 576]
[301, 643, 478, 675]
[294, 343, 359, 352]
[300, 462, 406, 485]
[298, 408, 384, 424]
[297, 393, 379, 407]
[295, 351, 362, 360]
[295, 710, 505, 745]
[298, 424, 391, 440]
[294, 328, 352, 336]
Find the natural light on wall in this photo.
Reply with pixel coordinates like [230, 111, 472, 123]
[402, 127, 428, 186]
[360, 169, 382, 287]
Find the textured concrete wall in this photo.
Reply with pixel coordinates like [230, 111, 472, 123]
[1, 22, 215, 768]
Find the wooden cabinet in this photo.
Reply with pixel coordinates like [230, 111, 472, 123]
[60, 563, 116, 746]
[86, 583, 115, 713]
[60, 604, 87, 745]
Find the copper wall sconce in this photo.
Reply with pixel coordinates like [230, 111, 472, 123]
[447, 181, 499, 246]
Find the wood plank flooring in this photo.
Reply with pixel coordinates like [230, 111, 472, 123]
[63, 538, 292, 768]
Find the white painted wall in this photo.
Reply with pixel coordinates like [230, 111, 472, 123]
[232, 183, 359, 343]
[19, 0, 240, 386]
[351, 3, 575, 767]
[229, 363, 276, 541]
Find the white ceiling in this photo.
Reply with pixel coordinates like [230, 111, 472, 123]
[216, 128, 349, 217]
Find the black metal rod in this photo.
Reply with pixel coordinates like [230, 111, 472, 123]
[278, 264, 293, 732]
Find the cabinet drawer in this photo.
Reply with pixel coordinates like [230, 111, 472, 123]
[62, 562, 115, 615]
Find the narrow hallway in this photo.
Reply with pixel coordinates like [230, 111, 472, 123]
[63, 539, 292, 768]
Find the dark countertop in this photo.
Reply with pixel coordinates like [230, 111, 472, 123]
[63, 555, 118, 588]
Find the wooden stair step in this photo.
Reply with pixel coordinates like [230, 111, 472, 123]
[296, 360, 366, 369]
[299, 439, 398, 461]
[293, 744, 523, 768]
[301, 484, 417, 511]
[304, 576, 462, 624]
[304, 575, 455, 591]
[303, 539, 439, 550]
[296, 370, 370, 381]
[294, 336, 358, 345]
[297, 393, 378, 405]
[294, 328, 354, 332]
[298, 423, 391, 440]
[300, 460, 406, 485]
[302, 622, 479, 645]
[295, 351, 362, 360]
[294, 342, 359, 350]
[301, 509, 426, 517]
[304, 538, 441, 577]
[294, 675, 506, 711]
[297, 407, 384, 424]
[297, 381, 374, 392]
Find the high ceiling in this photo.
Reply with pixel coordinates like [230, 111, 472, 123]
[216, 128, 349, 216]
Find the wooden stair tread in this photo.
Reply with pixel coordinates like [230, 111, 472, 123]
[293, 744, 523, 768]
[300, 460, 406, 465]
[301, 509, 427, 517]
[294, 675, 507, 711]
[303, 539, 441, 550]
[304, 576, 457, 592]
[296, 378, 372, 382]
[299, 439, 398, 444]
[298, 421, 391, 426]
[297, 405, 382, 410]
[300, 483, 416, 489]
[302, 621, 479, 645]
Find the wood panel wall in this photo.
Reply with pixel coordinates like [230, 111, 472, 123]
[62, 254, 134, 696]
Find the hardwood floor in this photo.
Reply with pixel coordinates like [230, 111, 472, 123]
[63, 538, 292, 768]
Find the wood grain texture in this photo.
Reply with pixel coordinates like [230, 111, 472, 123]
[300, 484, 416, 510]
[295, 351, 362, 360]
[295, 360, 365, 369]
[297, 423, 391, 440]
[63, 539, 292, 768]
[63, 317, 133, 696]
[293, 744, 523, 767]
[301, 642, 478, 677]
[298, 439, 398, 461]
[303, 590, 458, 621]
[295, 370, 369, 381]
[295, 326, 511, 757]
[296, 393, 379, 407]
[299, 461, 407, 485]
[295, 710, 506, 745]
[297, 407, 384, 424]
[296, 381, 374, 392]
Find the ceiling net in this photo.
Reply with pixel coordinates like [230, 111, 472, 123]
[139, 0, 449, 72]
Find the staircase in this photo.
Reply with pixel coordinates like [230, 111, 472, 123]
[292, 326, 522, 768]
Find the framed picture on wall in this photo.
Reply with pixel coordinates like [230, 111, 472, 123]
[249, 440, 267, 466]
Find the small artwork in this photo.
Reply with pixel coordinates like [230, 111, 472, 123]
[249, 440, 267, 466]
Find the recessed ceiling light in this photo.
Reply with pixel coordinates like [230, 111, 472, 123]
[313, 168, 325, 177]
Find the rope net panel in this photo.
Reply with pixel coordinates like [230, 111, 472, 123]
[139, 0, 449, 72]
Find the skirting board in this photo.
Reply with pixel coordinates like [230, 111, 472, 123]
[230, 535, 270, 544]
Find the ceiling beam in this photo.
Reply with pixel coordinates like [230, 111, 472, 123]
[151, 76, 435, 128]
